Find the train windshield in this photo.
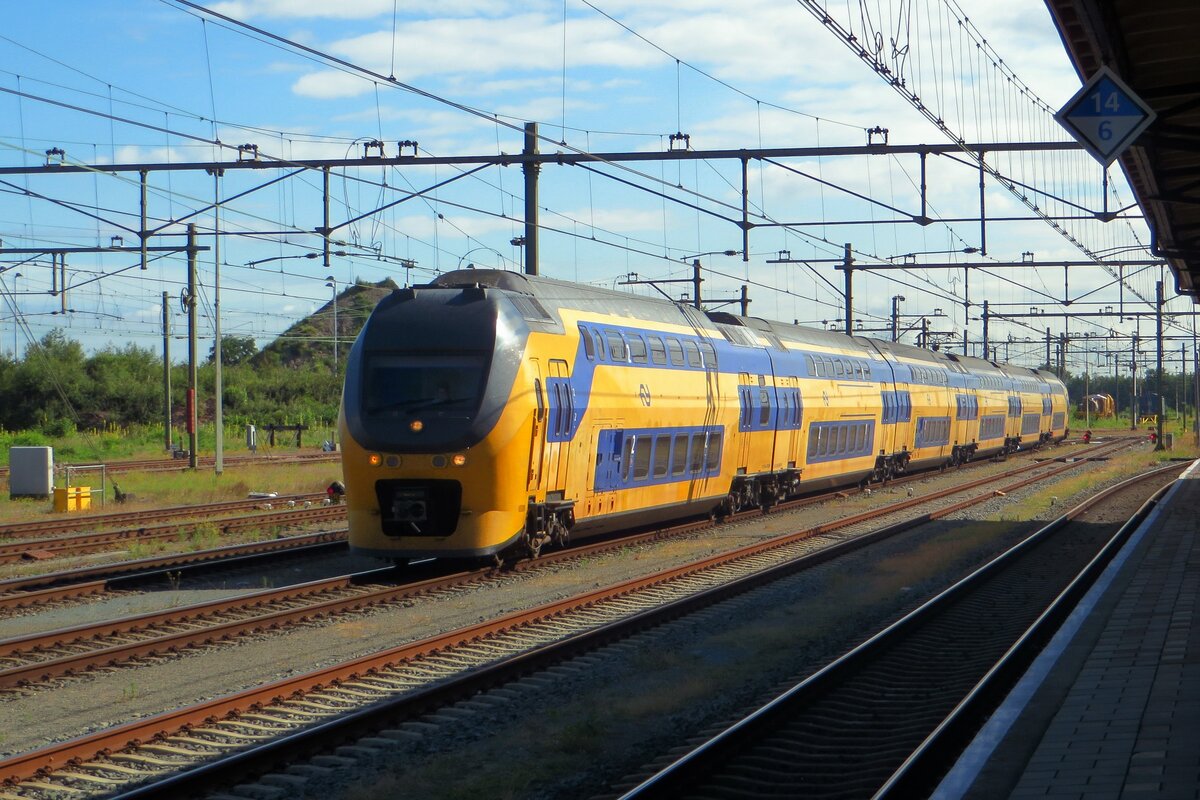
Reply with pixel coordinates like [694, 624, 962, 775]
[363, 353, 487, 417]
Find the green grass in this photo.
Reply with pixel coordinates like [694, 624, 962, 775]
[1071, 411, 1197, 435]
[0, 421, 339, 467]
[0, 460, 344, 525]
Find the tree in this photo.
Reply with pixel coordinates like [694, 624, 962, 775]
[208, 335, 258, 366]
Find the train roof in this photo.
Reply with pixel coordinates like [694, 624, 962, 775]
[424, 269, 1065, 387]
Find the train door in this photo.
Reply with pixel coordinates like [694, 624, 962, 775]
[586, 421, 621, 518]
[780, 375, 802, 468]
[544, 359, 573, 494]
[526, 359, 546, 493]
[736, 371, 753, 471]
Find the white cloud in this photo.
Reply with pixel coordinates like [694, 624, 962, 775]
[207, 0, 397, 20]
[292, 71, 377, 100]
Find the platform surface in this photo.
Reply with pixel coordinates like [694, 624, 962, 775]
[940, 458, 1200, 799]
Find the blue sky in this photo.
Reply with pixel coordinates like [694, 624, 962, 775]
[0, 0, 1183, 370]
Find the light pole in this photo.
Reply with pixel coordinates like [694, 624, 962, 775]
[10, 272, 21, 358]
[891, 295, 905, 342]
[324, 276, 338, 371]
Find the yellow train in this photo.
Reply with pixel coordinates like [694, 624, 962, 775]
[339, 270, 1068, 562]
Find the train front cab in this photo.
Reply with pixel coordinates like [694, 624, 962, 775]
[341, 282, 540, 561]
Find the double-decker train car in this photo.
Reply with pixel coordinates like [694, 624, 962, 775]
[339, 269, 1068, 562]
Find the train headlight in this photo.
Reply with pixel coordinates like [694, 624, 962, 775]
[451, 453, 467, 467]
[410, 420, 424, 432]
[367, 453, 382, 467]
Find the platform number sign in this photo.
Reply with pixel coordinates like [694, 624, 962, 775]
[1055, 66, 1156, 166]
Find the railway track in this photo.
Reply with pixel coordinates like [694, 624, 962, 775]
[0, 439, 1142, 795]
[0, 441, 1129, 685]
[0, 440, 1107, 614]
[0, 536, 348, 613]
[0, 505, 345, 565]
[618, 463, 1185, 799]
[0, 438, 1128, 690]
[0, 494, 328, 540]
[0, 452, 339, 480]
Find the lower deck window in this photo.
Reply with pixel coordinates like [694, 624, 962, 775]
[595, 426, 722, 492]
[915, 417, 951, 448]
[807, 420, 875, 463]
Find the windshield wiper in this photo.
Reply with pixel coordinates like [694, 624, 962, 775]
[369, 396, 470, 414]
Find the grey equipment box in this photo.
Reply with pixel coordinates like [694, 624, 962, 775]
[9, 446, 54, 498]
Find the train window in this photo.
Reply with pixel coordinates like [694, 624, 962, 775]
[804, 355, 815, 375]
[628, 335, 648, 364]
[592, 330, 607, 361]
[824, 357, 835, 376]
[580, 326, 594, 360]
[684, 340, 703, 368]
[671, 435, 688, 476]
[689, 433, 705, 473]
[363, 353, 486, 417]
[705, 431, 722, 471]
[605, 330, 628, 362]
[622, 437, 636, 481]
[552, 381, 573, 436]
[807, 431, 818, 458]
[852, 424, 863, 452]
[653, 435, 670, 478]
[815, 426, 827, 456]
[648, 336, 667, 365]
[634, 438, 651, 480]
[668, 339, 686, 366]
[699, 341, 717, 369]
[837, 426, 848, 454]
[758, 388, 771, 426]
